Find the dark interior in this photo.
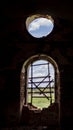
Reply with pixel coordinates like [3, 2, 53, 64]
[0, 1, 73, 129]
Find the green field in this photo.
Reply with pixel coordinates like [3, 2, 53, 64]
[27, 88, 55, 109]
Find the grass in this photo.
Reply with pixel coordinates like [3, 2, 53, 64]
[27, 88, 55, 109]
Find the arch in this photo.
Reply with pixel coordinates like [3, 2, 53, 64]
[20, 54, 60, 121]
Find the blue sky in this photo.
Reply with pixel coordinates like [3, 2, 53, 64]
[28, 60, 55, 88]
[28, 17, 54, 38]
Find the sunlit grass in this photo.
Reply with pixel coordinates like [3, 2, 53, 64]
[28, 88, 55, 109]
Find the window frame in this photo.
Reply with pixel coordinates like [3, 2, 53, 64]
[20, 54, 60, 117]
[27, 59, 55, 109]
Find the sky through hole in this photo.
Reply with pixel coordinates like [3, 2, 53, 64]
[28, 17, 54, 38]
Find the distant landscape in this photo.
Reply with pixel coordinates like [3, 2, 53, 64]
[27, 60, 55, 109]
[28, 87, 55, 109]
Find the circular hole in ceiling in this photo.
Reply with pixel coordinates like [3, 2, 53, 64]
[26, 14, 54, 38]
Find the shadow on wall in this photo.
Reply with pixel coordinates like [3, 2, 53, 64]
[20, 102, 59, 127]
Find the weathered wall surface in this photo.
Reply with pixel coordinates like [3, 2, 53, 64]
[0, 8, 73, 129]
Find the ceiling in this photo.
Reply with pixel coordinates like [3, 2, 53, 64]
[1, 0, 73, 20]
[0, 0, 73, 43]
[1, 0, 73, 21]
[0, 0, 73, 69]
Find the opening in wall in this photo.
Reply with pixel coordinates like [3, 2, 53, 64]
[27, 59, 55, 110]
[20, 54, 60, 113]
[26, 14, 54, 38]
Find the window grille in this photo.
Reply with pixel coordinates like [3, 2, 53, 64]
[27, 60, 55, 109]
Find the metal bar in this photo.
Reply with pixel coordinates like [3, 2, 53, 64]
[48, 63, 52, 104]
[28, 81, 53, 84]
[31, 63, 48, 66]
[31, 80, 49, 100]
[29, 76, 50, 79]
[32, 96, 51, 98]
[27, 86, 55, 89]
[30, 74, 50, 87]
[28, 91, 54, 94]
[31, 63, 33, 105]
[41, 79, 54, 93]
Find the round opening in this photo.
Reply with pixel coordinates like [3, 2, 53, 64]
[26, 14, 54, 38]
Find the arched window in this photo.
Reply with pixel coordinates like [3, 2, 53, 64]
[27, 59, 55, 110]
[20, 54, 60, 113]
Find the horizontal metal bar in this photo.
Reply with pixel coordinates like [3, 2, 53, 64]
[31, 63, 49, 66]
[28, 76, 51, 79]
[28, 91, 54, 94]
[32, 96, 50, 98]
[28, 81, 54, 84]
[27, 87, 55, 89]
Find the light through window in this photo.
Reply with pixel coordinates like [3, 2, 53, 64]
[27, 60, 55, 110]
[26, 14, 54, 38]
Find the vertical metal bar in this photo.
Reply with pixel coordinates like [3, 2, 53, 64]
[48, 63, 52, 105]
[31, 63, 33, 106]
[25, 66, 27, 105]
